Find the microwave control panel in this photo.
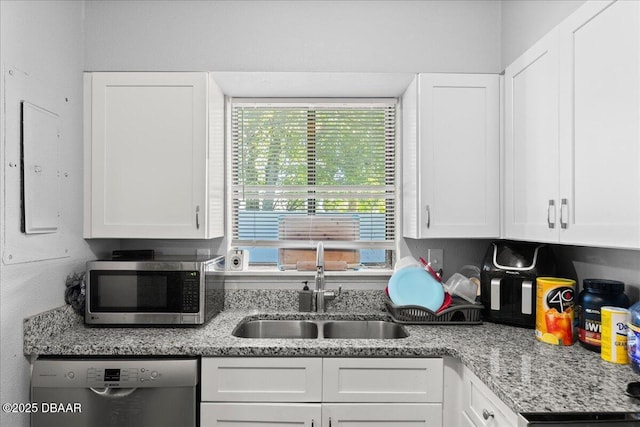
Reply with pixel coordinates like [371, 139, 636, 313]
[181, 273, 200, 312]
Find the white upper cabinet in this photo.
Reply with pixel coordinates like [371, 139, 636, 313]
[503, 28, 560, 242]
[402, 73, 500, 239]
[558, 0, 640, 248]
[84, 72, 224, 239]
[503, 0, 640, 249]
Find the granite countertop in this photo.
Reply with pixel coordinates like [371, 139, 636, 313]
[23, 290, 640, 415]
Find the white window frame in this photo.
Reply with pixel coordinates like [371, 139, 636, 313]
[225, 97, 400, 270]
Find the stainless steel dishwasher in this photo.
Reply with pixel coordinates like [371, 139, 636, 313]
[30, 357, 198, 427]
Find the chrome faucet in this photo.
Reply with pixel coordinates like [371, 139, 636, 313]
[315, 242, 326, 311]
[314, 242, 340, 312]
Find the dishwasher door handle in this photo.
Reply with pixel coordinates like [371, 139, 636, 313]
[89, 387, 138, 399]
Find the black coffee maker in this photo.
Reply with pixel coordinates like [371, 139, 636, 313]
[480, 240, 556, 328]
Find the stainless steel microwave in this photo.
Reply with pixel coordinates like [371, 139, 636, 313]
[85, 255, 224, 326]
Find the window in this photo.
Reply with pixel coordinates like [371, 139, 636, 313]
[230, 99, 396, 269]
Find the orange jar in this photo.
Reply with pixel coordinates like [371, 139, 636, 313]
[535, 277, 576, 346]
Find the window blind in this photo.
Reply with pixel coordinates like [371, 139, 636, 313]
[230, 99, 396, 264]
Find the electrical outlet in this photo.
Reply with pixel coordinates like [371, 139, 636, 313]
[196, 248, 211, 257]
[427, 249, 444, 274]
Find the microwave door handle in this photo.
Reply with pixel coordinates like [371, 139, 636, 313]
[90, 387, 138, 399]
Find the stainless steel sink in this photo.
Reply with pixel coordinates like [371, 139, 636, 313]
[232, 320, 318, 339]
[232, 318, 408, 339]
[322, 320, 409, 339]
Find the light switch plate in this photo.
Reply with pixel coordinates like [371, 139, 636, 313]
[427, 249, 444, 274]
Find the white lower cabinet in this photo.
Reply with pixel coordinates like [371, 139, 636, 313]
[201, 357, 444, 427]
[201, 357, 322, 402]
[461, 411, 477, 427]
[322, 403, 442, 427]
[322, 358, 443, 403]
[460, 366, 518, 427]
[201, 403, 321, 426]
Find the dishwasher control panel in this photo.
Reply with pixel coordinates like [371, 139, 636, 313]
[87, 366, 161, 387]
[32, 358, 198, 389]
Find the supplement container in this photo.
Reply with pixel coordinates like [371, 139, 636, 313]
[577, 279, 630, 352]
[601, 306, 629, 364]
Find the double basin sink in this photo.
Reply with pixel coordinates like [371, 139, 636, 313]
[232, 318, 408, 340]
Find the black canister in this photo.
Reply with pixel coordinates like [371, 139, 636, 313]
[577, 279, 630, 352]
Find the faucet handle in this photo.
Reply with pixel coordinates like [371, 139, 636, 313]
[324, 285, 342, 300]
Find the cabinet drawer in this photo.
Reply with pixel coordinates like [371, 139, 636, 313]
[322, 358, 443, 403]
[462, 367, 518, 427]
[202, 358, 322, 402]
[323, 403, 442, 427]
[201, 402, 321, 427]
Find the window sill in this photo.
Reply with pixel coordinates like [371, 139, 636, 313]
[224, 266, 392, 277]
[222, 267, 392, 290]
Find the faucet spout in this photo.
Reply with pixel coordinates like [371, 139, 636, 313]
[315, 242, 326, 311]
[316, 241, 324, 271]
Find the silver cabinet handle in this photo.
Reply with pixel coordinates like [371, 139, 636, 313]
[561, 198, 569, 229]
[196, 205, 200, 230]
[311, 420, 314, 427]
[426, 205, 431, 229]
[547, 200, 556, 229]
[329, 417, 332, 427]
[482, 409, 495, 420]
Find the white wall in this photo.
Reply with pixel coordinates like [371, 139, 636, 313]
[84, 0, 502, 73]
[0, 2, 114, 426]
[500, 0, 586, 69]
[554, 245, 640, 301]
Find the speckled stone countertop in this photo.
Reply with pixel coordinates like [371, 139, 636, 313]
[24, 289, 640, 414]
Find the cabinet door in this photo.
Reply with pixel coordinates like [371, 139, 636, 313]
[460, 411, 477, 427]
[201, 357, 323, 402]
[86, 72, 209, 238]
[201, 403, 321, 427]
[418, 74, 500, 238]
[322, 358, 443, 403]
[503, 29, 560, 243]
[322, 403, 442, 427]
[461, 366, 518, 427]
[558, 0, 640, 248]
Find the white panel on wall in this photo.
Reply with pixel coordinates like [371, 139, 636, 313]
[2, 67, 70, 263]
[21, 101, 60, 234]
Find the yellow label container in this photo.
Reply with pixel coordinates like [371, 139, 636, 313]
[601, 306, 629, 364]
[535, 277, 576, 346]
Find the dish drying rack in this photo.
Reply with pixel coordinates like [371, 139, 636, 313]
[384, 296, 483, 325]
